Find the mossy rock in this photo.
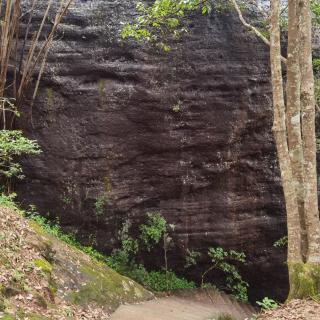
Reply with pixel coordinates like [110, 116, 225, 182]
[33, 258, 52, 274]
[28, 218, 153, 311]
[288, 262, 320, 300]
[0, 205, 152, 318]
[68, 261, 150, 309]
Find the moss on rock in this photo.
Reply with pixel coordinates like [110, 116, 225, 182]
[288, 262, 320, 300]
[1, 314, 15, 320]
[0, 204, 153, 318]
[68, 261, 151, 309]
[34, 258, 52, 275]
[27, 211, 153, 312]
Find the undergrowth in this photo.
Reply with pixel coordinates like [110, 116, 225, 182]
[0, 194, 194, 293]
[0, 194, 248, 300]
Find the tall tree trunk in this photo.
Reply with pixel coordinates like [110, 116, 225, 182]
[286, 0, 307, 260]
[270, 0, 302, 266]
[286, 0, 320, 299]
[299, 0, 320, 264]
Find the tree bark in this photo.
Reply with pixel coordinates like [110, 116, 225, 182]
[270, 0, 302, 265]
[299, 0, 320, 264]
[286, 0, 307, 261]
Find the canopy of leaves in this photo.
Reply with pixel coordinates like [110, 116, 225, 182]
[121, 0, 212, 51]
[0, 130, 41, 180]
[0, 130, 40, 156]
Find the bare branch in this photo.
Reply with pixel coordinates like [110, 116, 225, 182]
[230, 0, 287, 64]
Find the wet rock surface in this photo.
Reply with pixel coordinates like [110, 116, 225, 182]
[17, 0, 287, 301]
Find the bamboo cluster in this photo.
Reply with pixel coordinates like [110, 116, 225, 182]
[0, 0, 72, 129]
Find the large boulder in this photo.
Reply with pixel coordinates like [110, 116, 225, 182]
[17, 0, 287, 301]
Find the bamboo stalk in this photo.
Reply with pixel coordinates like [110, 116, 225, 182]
[0, 0, 72, 129]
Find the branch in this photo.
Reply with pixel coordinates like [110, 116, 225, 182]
[230, 0, 287, 64]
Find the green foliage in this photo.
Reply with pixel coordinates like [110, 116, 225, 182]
[25, 210, 109, 264]
[121, 0, 213, 50]
[172, 101, 182, 113]
[0, 193, 19, 210]
[107, 220, 139, 270]
[105, 214, 197, 292]
[139, 212, 167, 251]
[184, 249, 201, 269]
[1, 196, 248, 297]
[313, 58, 320, 72]
[256, 297, 278, 311]
[273, 236, 288, 248]
[141, 270, 195, 292]
[202, 247, 248, 302]
[61, 194, 72, 205]
[0, 130, 41, 185]
[215, 1, 234, 13]
[121, 0, 320, 52]
[94, 193, 109, 216]
[311, 0, 320, 25]
[256, 20, 270, 39]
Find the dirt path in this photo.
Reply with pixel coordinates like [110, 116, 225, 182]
[110, 290, 255, 320]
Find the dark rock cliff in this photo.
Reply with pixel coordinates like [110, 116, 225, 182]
[16, 0, 287, 301]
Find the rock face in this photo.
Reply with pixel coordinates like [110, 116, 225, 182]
[17, 0, 287, 301]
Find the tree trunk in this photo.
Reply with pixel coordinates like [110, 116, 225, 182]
[270, 0, 302, 266]
[285, 0, 320, 299]
[299, 0, 320, 264]
[286, 0, 307, 260]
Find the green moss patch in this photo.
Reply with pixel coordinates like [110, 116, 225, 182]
[288, 262, 320, 300]
[68, 261, 151, 309]
[0, 204, 153, 317]
[1, 314, 15, 320]
[34, 258, 52, 274]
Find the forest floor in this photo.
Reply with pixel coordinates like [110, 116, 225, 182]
[257, 299, 320, 320]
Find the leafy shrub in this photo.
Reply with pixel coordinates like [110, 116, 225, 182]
[25, 210, 109, 264]
[143, 270, 195, 292]
[256, 297, 278, 311]
[1, 197, 249, 297]
[106, 220, 139, 270]
[184, 249, 201, 269]
[110, 261, 195, 292]
[273, 236, 288, 248]
[0, 130, 41, 192]
[202, 247, 248, 302]
[139, 212, 167, 251]
[0, 193, 19, 210]
[313, 58, 320, 72]
[94, 193, 109, 216]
